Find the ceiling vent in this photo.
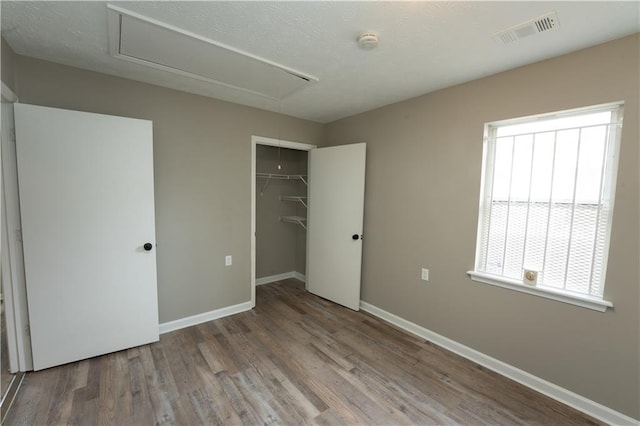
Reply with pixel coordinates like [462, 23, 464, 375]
[106, 4, 317, 100]
[493, 12, 560, 45]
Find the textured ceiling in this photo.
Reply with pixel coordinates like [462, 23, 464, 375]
[2, 1, 639, 123]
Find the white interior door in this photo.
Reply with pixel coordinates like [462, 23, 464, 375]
[14, 103, 159, 371]
[307, 143, 366, 311]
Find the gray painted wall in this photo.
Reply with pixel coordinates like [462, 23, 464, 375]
[325, 34, 639, 418]
[11, 55, 325, 324]
[256, 145, 307, 278]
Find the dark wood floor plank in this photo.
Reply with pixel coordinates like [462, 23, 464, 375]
[26, 366, 60, 424]
[71, 394, 98, 426]
[259, 374, 314, 425]
[214, 370, 263, 425]
[138, 345, 176, 425]
[238, 313, 369, 425]
[126, 352, 154, 424]
[160, 329, 205, 397]
[96, 355, 117, 425]
[336, 328, 473, 412]
[347, 359, 454, 424]
[322, 357, 417, 425]
[241, 331, 322, 420]
[196, 341, 225, 375]
[4, 279, 604, 425]
[148, 342, 180, 402]
[232, 368, 285, 425]
[43, 363, 74, 425]
[111, 350, 133, 423]
[238, 312, 332, 415]
[197, 322, 243, 374]
[195, 364, 245, 424]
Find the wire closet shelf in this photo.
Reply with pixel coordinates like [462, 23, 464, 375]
[256, 173, 307, 194]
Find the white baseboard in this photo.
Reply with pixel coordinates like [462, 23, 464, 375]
[159, 270, 308, 334]
[159, 301, 253, 335]
[256, 271, 306, 286]
[360, 301, 639, 426]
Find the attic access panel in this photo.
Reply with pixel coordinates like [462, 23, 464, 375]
[107, 5, 317, 100]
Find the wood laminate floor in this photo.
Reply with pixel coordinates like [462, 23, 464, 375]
[5, 280, 601, 425]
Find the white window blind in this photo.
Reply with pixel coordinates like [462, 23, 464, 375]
[474, 103, 623, 299]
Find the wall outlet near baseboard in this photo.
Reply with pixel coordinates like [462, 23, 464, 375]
[225, 255, 232, 266]
[421, 268, 429, 281]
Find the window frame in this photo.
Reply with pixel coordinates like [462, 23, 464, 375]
[468, 102, 623, 312]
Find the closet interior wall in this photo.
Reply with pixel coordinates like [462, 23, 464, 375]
[256, 145, 308, 281]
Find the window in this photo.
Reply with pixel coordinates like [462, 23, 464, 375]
[469, 103, 623, 311]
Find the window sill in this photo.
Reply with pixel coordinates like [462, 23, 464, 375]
[466, 271, 613, 312]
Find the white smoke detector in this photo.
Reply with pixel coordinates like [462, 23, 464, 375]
[357, 32, 379, 50]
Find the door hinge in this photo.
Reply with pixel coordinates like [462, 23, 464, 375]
[25, 324, 30, 337]
[9, 128, 16, 144]
[15, 229, 22, 243]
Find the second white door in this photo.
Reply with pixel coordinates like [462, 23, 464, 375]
[306, 143, 366, 311]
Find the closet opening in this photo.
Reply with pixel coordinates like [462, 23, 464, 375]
[250, 136, 316, 307]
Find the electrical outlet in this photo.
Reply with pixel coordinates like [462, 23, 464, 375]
[225, 255, 232, 266]
[421, 268, 429, 281]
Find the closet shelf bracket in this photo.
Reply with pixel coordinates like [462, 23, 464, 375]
[279, 215, 307, 230]
[279, 195, 307, 208]
[256, 173, 308, 195]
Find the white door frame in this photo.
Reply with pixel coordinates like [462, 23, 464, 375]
[250, 135, 316, 307]
[1, 81, 33, 371]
